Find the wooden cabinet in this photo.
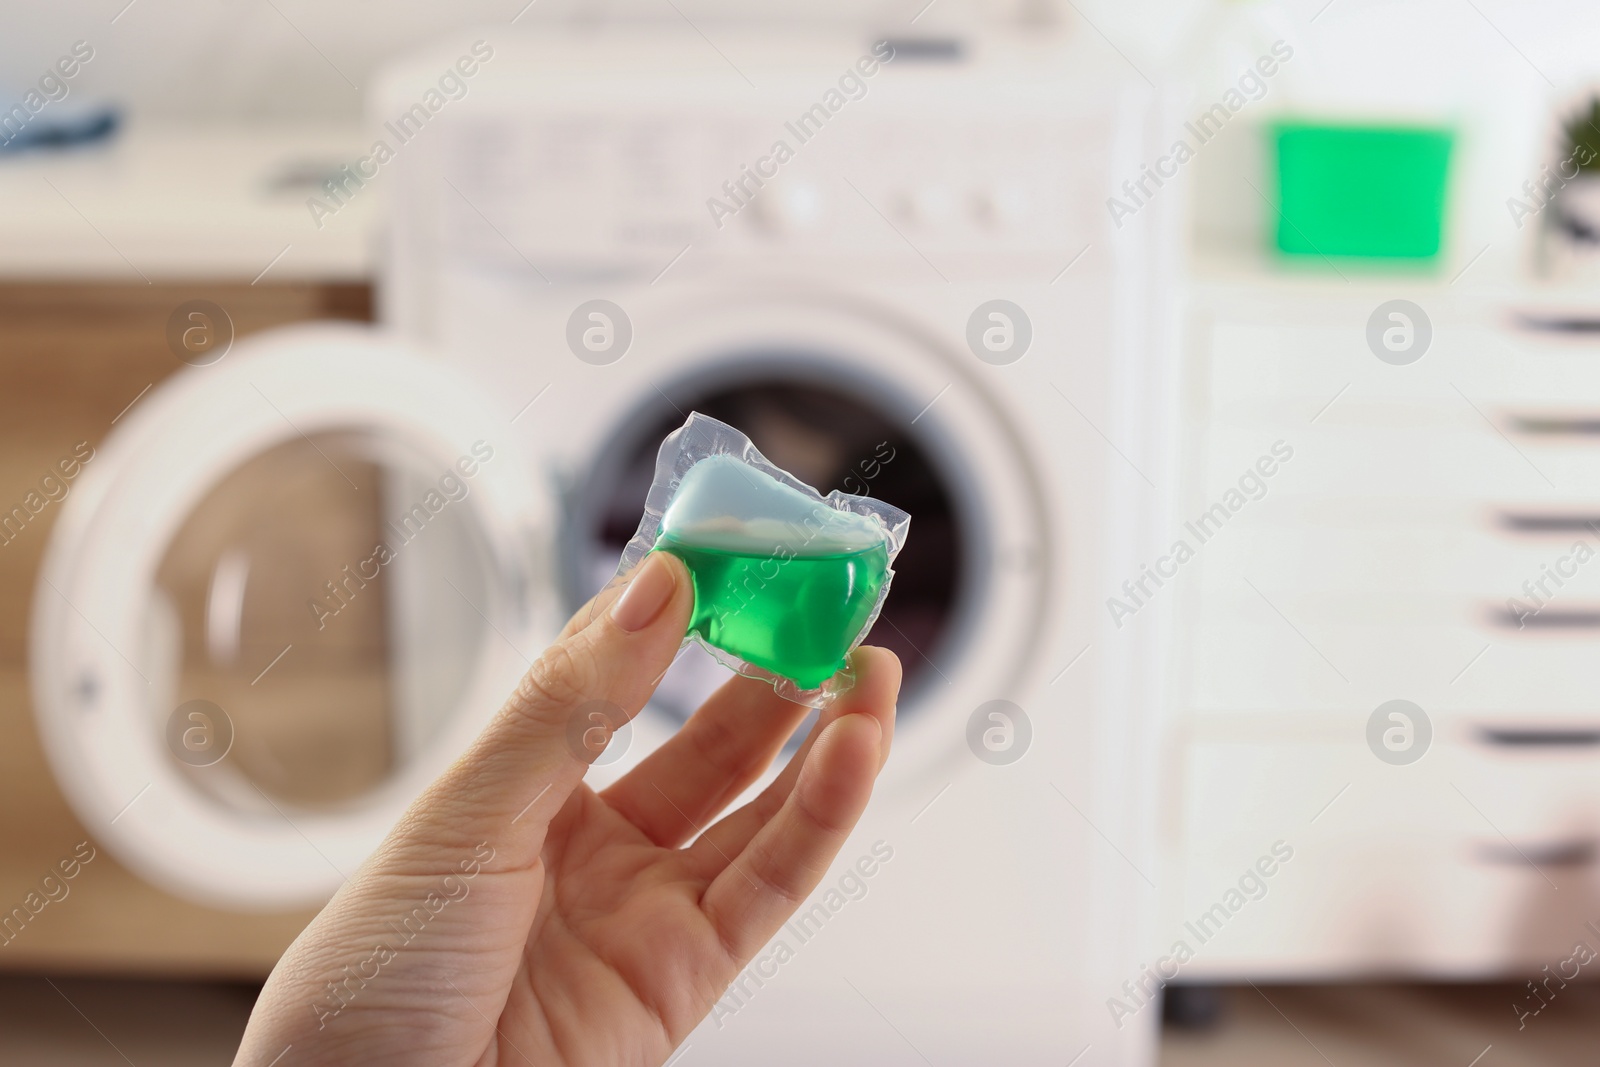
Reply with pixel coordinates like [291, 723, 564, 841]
[0, 282, 368, 978]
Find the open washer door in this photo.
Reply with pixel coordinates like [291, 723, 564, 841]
[30, 324, 553, 910]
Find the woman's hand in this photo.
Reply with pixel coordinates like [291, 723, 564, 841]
[235, 551, 901, 1066]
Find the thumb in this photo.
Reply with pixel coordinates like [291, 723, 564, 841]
[384, 550, 694, 867]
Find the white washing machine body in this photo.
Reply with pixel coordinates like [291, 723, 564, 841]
[375, 27, 1185, 1066]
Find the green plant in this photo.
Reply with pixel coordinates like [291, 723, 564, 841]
[1560, 97, 1600, 173]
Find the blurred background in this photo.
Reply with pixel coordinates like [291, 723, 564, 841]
[3, 0, 1600, 1063]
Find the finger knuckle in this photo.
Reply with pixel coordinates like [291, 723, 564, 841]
[793, 783, 856, 838]
[689, 710, 741, 776]
[746, 840, 807, 906]
[510, 640, 598, 722]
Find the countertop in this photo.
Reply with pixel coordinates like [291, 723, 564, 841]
[0, 120, 377, 283]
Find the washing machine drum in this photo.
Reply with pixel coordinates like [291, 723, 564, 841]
[30, 325, 550, 909]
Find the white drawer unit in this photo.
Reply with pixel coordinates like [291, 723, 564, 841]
[1169, 278, 1600, 979]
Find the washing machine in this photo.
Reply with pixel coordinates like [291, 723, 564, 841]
[31, 23, 1182, 1066]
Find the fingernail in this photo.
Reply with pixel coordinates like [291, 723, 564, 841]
[611, 553, 677, 632]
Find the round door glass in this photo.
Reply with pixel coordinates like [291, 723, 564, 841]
[147, 429, 493, 812]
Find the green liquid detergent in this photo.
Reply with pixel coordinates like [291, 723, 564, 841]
[656, 534, 890, 690]
[649, 452, 899, 691]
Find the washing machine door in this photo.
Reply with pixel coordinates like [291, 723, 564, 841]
[30, 324, 552, 910]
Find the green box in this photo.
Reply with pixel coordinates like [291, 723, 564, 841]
[1270, 122, 1454, 260]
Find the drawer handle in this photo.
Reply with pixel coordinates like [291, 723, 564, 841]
[1475, 840, 1596, 867]
[1505, 414, 1600, 436]
[1497, 512, 1600, 534]
[1479, 726, 1600, 747]
[1515, 312, 1600, 334]
[1491, 605, 1600, 629]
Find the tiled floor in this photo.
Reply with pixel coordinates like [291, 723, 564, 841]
[2, 975, 1596, 1064]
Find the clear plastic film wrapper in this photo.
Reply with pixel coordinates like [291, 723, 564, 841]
[605, 412, 910, 706]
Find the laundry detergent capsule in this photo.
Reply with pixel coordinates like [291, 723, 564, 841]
[609, 413, 910, 704]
